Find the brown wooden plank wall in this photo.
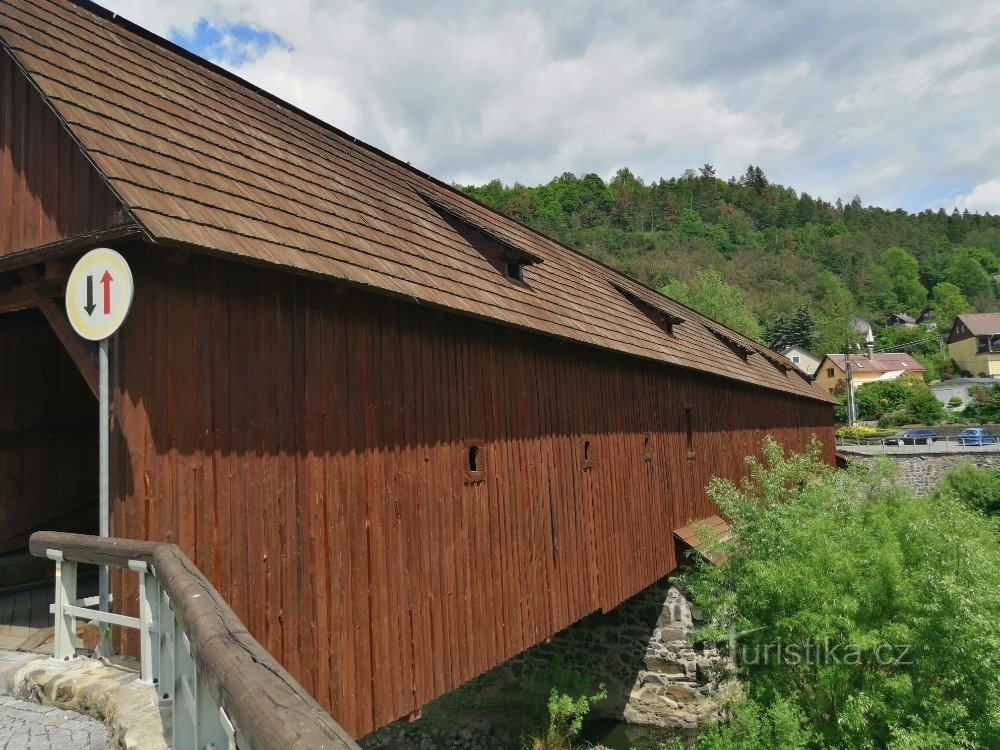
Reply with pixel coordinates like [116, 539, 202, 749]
[0, 320, 96, 549]
[0, 47, 124, 259]
[111, 249, 836, 737]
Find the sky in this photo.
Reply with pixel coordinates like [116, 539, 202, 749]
[99, 0, 1000, 214]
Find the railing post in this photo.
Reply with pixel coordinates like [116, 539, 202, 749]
[174, 631, 197, 750]
[158, 590, 175, 705]
[131, 560, 158, 684]
[220, 708, 240, 750]
[49, 551, 77, 661]
[196, 677, 232, 749]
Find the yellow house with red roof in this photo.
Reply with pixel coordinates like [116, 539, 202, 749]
[814, 352, 926, 395]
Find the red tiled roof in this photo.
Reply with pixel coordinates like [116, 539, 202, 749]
[824, 353, 925, 374]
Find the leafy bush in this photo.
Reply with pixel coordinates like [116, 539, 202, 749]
[854, 379, 911, 420]
[694, 699, 813, 750]
[854, 376, 944, 425]
[964, 383, 1000, 423]
[684, 438, 1000, 750]
[933, 462, 1000, 516]
[836, 426, 880, 438]
[907, 387, 945, 424]
[948, 396, 963, 408]
[529, 685, 606, 750]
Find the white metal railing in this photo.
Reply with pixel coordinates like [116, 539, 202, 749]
[835, 434, 1000, 451]
[47, 550, 238, 750]
[35, 531, 359, 750]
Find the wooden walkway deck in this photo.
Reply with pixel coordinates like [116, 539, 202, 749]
[0, 574, 97, 653]
[0, 584, 52, 651]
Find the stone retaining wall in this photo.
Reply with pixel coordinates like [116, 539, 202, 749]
[842, 450, 1000, 496]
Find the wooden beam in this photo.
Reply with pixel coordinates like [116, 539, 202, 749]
[44, 257, 73, 282]
[18, 268, 98, 398]
[0, 279, 61, 314]
[0, 224, 144, 274]
[164, 247, 191, 264]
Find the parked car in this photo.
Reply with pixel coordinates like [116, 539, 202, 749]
[884, 428, 937, 446]
[956, 427, 997, 446]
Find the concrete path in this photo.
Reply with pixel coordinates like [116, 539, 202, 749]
[0, 694, 108, 749]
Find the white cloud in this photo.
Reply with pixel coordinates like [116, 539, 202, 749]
[98, 0, 1000, 212]
[951, 180, 1000, 214]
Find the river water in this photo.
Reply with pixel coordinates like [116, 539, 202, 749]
[579, 719, 696, 749]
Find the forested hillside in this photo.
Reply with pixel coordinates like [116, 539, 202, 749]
[459, 167, 1000, 359]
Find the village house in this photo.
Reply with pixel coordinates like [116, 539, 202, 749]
[947, 313, 1000, 378]
[929, 377, 996, 409]
[813, 351, 926, 395]
[780, 345, 821, 376]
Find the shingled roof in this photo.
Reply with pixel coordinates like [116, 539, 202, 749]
[948, 313, 1000, 342]
[0, 0, 833, 403]
[824, 353, 925, 374]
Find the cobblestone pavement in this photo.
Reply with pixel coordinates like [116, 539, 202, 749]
[0, 695, 108, 749]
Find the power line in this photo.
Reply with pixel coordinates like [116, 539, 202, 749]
[872, 333, 944, 354]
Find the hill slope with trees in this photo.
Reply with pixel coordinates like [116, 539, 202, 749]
[459, 167, 1000, 359]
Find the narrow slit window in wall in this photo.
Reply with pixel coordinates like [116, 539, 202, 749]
[582, 435, 595, 469]
[464, 438, 485, 483]
[684, 403, 695, 459]
[643, 432, 652, 462]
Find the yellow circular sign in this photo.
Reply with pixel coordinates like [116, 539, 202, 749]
[65, 248, 134, 341]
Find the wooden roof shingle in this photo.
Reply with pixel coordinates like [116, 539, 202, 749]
[0, 0, 834, 403]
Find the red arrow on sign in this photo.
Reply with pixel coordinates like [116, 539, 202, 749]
[101, 270, 113, 315]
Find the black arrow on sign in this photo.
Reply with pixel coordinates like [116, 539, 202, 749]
[84, 275, 97, 316]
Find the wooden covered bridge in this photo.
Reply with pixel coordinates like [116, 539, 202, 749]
[0, 0, 836, 738]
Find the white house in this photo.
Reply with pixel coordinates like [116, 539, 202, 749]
[781, 345, 822, 377]
[930, 378, 996, 408]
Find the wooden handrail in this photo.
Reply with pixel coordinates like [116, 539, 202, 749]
[30, 531, 360, 750]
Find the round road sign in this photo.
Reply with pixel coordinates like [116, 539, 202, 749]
[65, 248, 134, 341]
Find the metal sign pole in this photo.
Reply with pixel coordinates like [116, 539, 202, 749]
[65, 247, 133, 648]
[99, 336, 110, 614]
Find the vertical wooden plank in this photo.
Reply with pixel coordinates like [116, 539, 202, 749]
[298, 279, 324, 707]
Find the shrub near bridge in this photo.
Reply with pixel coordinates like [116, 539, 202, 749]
[933, 462, 1000, 517]
[851, 377, 944, 426]
[683, 438, 1000, 750]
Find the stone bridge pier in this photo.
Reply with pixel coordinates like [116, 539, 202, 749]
[501, 576, 732, 731]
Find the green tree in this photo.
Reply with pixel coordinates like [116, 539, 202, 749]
[810, 271, 858, 354]
[763, 307, 817, 352]
[685, 440, 1000, 750]
[942, 248, 995, 303]
[855, 263, 898, 315]
[929, 281, 969, 329]
[873, 324, 941, 358]
[660, 269, 762, 341]
[882, 246, 928, 313]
